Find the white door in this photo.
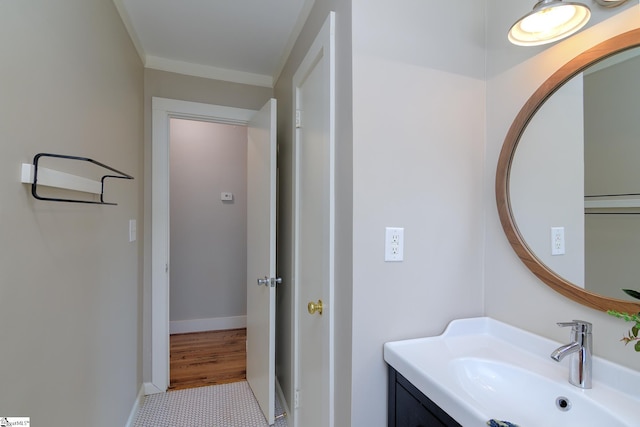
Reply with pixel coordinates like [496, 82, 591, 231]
[246, 98, 278, 425]
[293, 13, 335, 427]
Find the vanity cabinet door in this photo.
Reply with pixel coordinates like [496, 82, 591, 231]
[388, 366, 461, 427]
[394, 380, 446, 426]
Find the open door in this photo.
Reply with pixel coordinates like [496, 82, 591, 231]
[246, 98, 278, 425]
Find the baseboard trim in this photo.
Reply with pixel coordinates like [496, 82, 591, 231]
[169, 315, 247, 334]
[125, 384, 146, 427]
[143, 381, 165, 395]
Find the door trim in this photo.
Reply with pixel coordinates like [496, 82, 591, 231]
[149, 97, 257, 392]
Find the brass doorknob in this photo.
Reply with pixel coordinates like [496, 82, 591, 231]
[307, 299, 323, 315]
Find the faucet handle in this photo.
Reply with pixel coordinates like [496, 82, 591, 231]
[557, 320, 592, 333]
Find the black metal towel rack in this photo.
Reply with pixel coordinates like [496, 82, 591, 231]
[27, 153, 134, 205]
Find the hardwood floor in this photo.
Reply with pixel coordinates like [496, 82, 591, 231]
[169, 328, 247, 391]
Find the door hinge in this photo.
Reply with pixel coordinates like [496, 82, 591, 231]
[295, 110, 302, 128]
[295, 390, 300, 409]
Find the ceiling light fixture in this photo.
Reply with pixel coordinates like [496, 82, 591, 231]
[508, 0, 591, 46]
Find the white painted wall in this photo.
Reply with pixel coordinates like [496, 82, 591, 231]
[350, 1, 486, 425]
[485, 3, 640, 372]
[169, 119, 248, 326]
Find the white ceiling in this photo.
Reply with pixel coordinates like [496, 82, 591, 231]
[114, 0, 314, 87]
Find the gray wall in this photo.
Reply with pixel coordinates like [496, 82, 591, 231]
[142, 69, 272, 380]
[0, 1, 143, 426]
[169, 119, 248, 322]
[584, 54, 640, 196]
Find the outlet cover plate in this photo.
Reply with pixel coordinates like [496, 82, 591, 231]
[385, 227, 404, 262]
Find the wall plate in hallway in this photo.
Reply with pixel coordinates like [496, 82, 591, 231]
[129, 219, 137, 242]
[385, 227, 404, 262]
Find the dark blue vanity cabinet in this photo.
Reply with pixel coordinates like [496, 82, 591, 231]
[388, 366, 461, 427]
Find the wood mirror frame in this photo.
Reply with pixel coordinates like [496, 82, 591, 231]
[496, 28, 640, 314]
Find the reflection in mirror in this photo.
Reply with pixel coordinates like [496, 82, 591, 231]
[511, 74, 585, 289]
[584, 48, 640, 300]
[496, 29, 640, 314]
[511, 47, 640, 301]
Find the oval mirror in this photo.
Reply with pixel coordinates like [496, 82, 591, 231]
[496, 28, 640, 314]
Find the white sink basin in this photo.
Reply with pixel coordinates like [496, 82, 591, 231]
[384, 317, 640, 426]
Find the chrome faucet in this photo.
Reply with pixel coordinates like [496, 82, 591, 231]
[550, 320, 592, 389]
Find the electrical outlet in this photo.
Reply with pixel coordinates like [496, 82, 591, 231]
[385, 227, 404, 262]
[551, 227, 565, 255]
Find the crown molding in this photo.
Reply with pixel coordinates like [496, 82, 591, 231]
[145, 55, 273, 88]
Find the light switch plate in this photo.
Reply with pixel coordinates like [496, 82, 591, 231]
[129, 219, 137, 243]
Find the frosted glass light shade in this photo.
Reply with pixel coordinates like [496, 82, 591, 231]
[509, 0, 591, 46]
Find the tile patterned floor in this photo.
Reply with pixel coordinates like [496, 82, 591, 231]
[133, 381, 288, 427]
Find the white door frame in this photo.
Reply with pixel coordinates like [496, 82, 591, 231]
[148, 97, 257, 393]
[292, 11, 336, 427]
